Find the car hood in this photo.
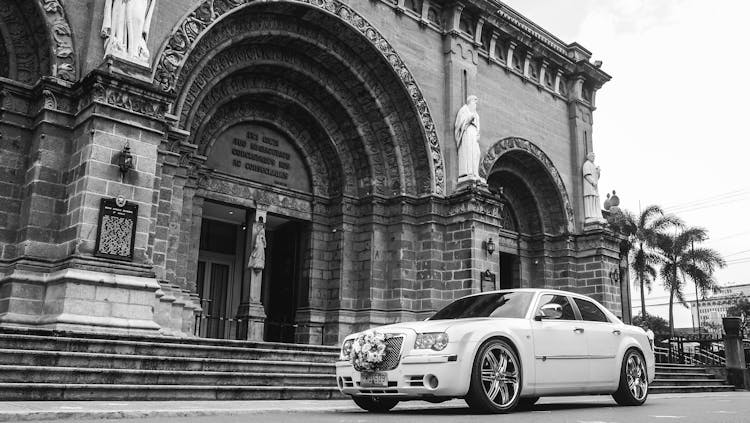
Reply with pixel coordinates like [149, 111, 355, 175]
[368, 318, 495, 335]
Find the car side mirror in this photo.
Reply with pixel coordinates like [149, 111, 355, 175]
[535, 303, 563, 321]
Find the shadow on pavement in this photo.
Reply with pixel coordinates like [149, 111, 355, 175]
[336, 401, 616, 416]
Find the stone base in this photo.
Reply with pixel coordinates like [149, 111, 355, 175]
[236, 302, 266, 341]
[583, 218, 607, 231]
[102, 54, 153, 83]
[0, 268, 162, 335]
[456, 175, 487, 191]
[154, 282, 201, 337]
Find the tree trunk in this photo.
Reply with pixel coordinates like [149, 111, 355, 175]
[668, 287, 675, 338]
[640, 270, 647, 318]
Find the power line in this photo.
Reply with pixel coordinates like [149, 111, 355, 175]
[667, 195, 750, 214]
[724, 248, 750, 258]
[662, 188, 750, 210]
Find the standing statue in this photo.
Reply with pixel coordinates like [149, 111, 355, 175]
[582, 152, 604, 223]
[454, 95, 484, 184]
[101, 0, 156, 64]
[248, 220, 266, 272]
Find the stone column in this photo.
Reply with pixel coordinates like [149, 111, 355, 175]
[236, 208, 267, 341]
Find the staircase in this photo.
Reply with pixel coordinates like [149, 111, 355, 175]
[651, 363, 735, 394]
[0, 327, 344, 400]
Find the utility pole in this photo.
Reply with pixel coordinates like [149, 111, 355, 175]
[693, 240, 701, 334]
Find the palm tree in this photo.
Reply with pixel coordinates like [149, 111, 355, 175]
[608, 205, 681, 318]
[653, 227, 726, 337]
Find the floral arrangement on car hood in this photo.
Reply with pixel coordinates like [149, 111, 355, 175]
[351, 330, 387, 371]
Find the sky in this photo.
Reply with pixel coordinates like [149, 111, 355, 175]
[502, 0, 750, 326]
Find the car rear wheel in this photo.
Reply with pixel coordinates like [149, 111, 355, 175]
[351, 396, 399, 412]
[612, 348, 648, 406]
[465, 339, 521, 413]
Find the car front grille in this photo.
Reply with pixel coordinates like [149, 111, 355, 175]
[377, 335, 403, 371]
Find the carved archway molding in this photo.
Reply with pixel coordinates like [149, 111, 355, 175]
[153, 0, 444, 195]
[35, 0, 76, 82]
[480, 137, 575, 233]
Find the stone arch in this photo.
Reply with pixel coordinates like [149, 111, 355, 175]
[480, 137, 575, 234]
[0, 1, 76, 83]
[153, 0, 444, 196]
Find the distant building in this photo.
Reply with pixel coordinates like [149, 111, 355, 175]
[691, 283, 750, 333]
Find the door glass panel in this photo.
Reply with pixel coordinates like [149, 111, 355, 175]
[573, 298, 609, 322]
[206, 263, 230, 339]
[536, 294, 576, 320]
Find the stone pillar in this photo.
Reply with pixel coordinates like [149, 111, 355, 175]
[723, 317, 750, 389]
[443, 2, 478, 193]
[236, 208, 267, 341]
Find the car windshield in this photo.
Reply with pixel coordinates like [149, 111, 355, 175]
[429, 291, 534, 320]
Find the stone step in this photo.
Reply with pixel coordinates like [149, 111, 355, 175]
[655, 365, 711, 374]
[0, 334, 338, 363]
[654, 372, 717, 380]
[649, 385, 735, 394]
[0, 349, 335, 374]
[0, 327, 339, 354]
[0, 365, 334, 387]
[0, 383, 346, 401]
[651, 378, 730, 388]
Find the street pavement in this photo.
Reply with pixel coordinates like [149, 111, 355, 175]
[4, 392, 750, 423]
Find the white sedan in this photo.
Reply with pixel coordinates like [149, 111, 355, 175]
[335, 288, 654, 413]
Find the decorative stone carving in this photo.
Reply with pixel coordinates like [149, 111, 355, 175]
[153, 0, 445, 196]
[78, 77, 169, 119]
[479, 137, 575, 233]
[37, 0, 77, 81]
[582, 152, 604, 224]
[454, 95, 483, 184]
[101, 0, 156, 65]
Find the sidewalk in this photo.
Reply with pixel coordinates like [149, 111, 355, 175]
[0, 393, 740, 422]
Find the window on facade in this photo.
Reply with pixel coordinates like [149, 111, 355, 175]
[404, 0, 422, 13]
[459, 14, 474, 37]
[573, 298, 609, 322]
[536, 294, 576, 320]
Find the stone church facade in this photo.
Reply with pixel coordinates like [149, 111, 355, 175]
[0, 0, 631, 344]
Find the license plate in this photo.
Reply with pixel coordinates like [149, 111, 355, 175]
[360, 372, 388, 387]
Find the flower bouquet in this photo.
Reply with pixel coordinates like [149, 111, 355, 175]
[350, 330, 388, 371]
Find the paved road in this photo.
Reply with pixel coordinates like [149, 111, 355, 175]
[17, 392, 750, 423]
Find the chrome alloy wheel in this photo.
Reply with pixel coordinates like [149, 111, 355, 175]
[479, 344, 520, 407]
[626, 352, 648, 400]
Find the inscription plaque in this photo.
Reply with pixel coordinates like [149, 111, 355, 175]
[94, 197, 138, 261]
[206, 123, 311, 193]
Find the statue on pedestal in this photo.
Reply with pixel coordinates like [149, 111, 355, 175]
[248, 220, 266, 272]
[101, 0, 156, 64]
[582, 152, 604, 223]
[454, 95, 484, 184]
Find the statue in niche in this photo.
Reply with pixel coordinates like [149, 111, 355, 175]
[582, 152, 604, 223]
[248, 218, 266, 272]
[454, 95, 484, 184]
[101, 0, 156, 64]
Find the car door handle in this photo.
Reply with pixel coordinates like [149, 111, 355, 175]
[573, 327, 584, 333]
[612, 330, 621, 335]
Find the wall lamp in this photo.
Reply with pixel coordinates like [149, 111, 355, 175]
[485, 237, 495, 255]
[117, 144, 134, 176]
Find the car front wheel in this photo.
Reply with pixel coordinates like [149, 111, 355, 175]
[352, 396, 399, 412]
[612, 348, 648, 406]
[465, 338, 521, 413]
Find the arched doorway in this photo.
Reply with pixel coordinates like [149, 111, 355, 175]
[481, 138, 574, 289]
[160, 1, 442, 342]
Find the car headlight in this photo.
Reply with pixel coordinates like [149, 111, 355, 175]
[340, 339, 354, 360]
[414, 332, 449, 351]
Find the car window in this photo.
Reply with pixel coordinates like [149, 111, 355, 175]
[536, 294, 576, 320]
[573, 298, 610, 322]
